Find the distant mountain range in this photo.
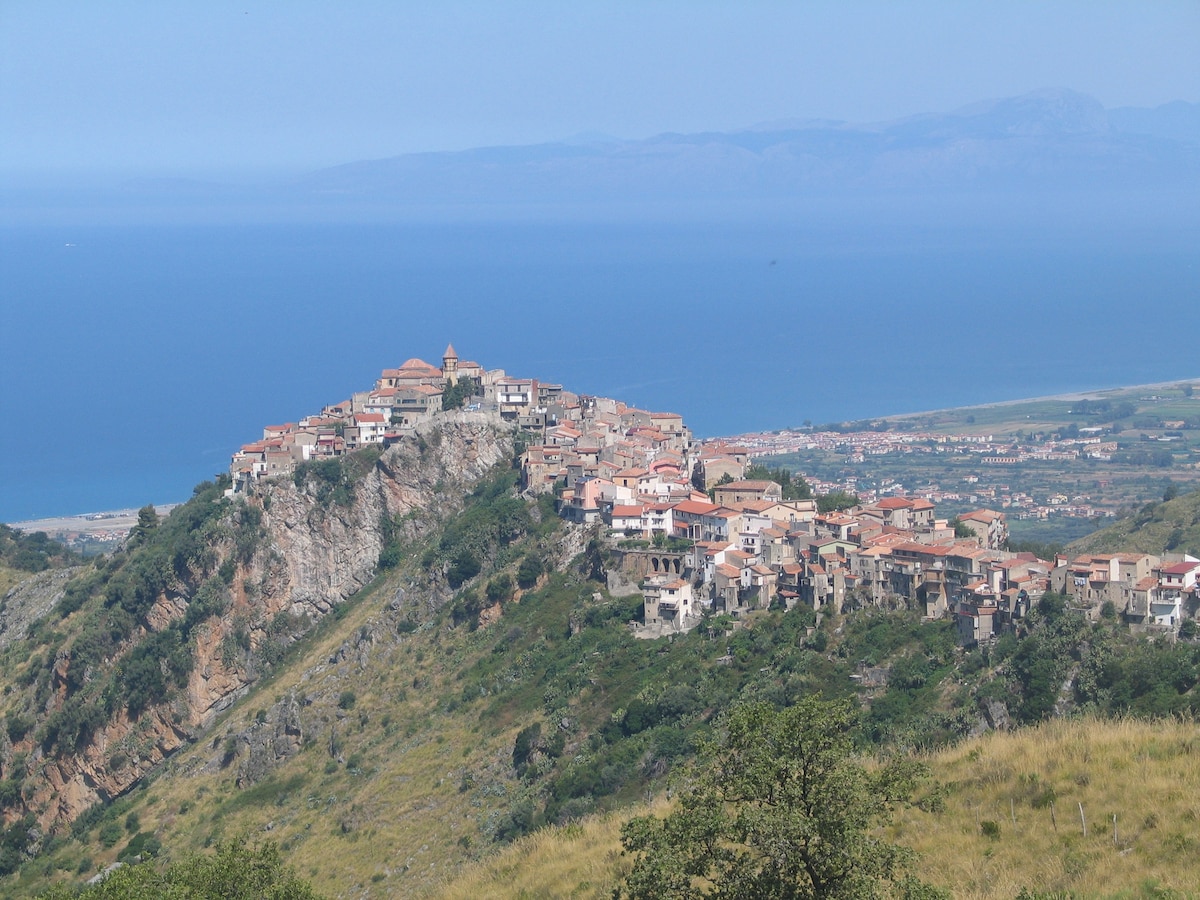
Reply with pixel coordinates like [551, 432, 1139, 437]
[289, 89, 1199, 204]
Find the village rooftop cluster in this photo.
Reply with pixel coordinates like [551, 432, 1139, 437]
[229, 348, 1200, 645]
[725, 428, 1125, 522]
[231, 344, 514, 490]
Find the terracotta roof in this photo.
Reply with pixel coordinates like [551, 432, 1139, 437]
[719, 480, 777, 492]
[960, 509, 1003, 523]
[1162, 561, 1200, 575]
[399, 357, 437, 371]
[858, 546, 892, 557]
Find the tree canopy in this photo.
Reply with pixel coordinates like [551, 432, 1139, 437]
[38, 838, 323, 899]
[744, 464, 814, 501]
[617, 697, 942, 899]
[442, 376, 481, 411]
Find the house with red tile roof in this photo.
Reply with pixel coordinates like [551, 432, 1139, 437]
[346, 412, 387, 448]
[712, 480, 783, 507]
[956, 597, 998, 646]
[610, 504, 646, 533]
[642, 576, 697, 630]
[698, 455, 746, 489]
[956, 508, 1009, 549]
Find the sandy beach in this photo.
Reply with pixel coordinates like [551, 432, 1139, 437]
[8, 504, 179, 538]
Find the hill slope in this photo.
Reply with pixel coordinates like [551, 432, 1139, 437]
[1071, 486, 1200, 556]
[6, 414, 1200, 895]
[436, 717, 1200, 899]
[0, 412, 514, 845]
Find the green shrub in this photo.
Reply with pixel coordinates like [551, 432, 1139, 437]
[98, 820, 123, 848]
[486, 574, 514, 604]
[517, 553, 544, 589]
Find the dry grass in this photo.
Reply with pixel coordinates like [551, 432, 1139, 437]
[22, 553, 1200, 898]
[28, 574, 534, 898]
[894, 716, 1200, 898]
[427, 801, 662, 900]
[0, 564, 32, 601]
[433, 718, 1200, 900]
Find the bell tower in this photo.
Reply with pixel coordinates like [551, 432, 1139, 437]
[442, 342, 459, 384]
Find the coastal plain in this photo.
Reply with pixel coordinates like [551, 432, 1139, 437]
[11, 381, 1200, 551]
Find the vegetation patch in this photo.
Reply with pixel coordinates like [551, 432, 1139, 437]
[293, 447, 382, 508]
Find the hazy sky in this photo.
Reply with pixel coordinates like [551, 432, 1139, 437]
[2, 1, 1198, 176]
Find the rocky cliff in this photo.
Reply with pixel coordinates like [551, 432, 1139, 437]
[0, 567, 85, 652]
[2, 411, 516, 833]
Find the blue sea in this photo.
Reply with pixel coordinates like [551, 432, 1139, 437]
[2, 194, 1198, 521]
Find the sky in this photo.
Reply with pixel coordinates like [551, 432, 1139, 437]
[2, 1, 1198, 178]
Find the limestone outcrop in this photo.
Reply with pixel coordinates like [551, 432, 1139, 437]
[0, 567, 84, 651]
[4, 411, 515, 833]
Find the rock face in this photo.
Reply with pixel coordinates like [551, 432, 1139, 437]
[7, 411, 514, 833]
[235, 693, 305, 788]
[0, 567, 84, 651]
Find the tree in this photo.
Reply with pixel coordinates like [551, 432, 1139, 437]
[816, 491, 858, 513]
[128, 505, 159, 546]
[442, 376, 480, 411]
[37, 837, 323, 899]
[948, 517, 974, 540]
[486, 572, 513, 604]
[517, 553, 543, 589]
[744, 464, 814, 501]
[617, 697, 942, 900]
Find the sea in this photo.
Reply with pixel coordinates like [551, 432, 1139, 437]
[2, 191, 1198, 522]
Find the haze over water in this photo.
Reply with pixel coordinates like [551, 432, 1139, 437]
[3, 3, 1197, 521]
[3, 192, 1198, 522]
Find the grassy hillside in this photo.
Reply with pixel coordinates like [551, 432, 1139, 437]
[18, 577, 1200, 896]
[435, 718, 1200, 899]
[4, 528, 976, 894]
[8, 467, 1200, 895]
[1072, 486, 1200, 556]
[0, 524, 79, 596]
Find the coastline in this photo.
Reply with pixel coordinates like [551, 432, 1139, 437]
[7, 377, 1198, 530]
[883, 377, 1200, 422]
[7, 504, 180, 539]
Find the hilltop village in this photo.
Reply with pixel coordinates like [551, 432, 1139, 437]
[229, 348, 1200, 645]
